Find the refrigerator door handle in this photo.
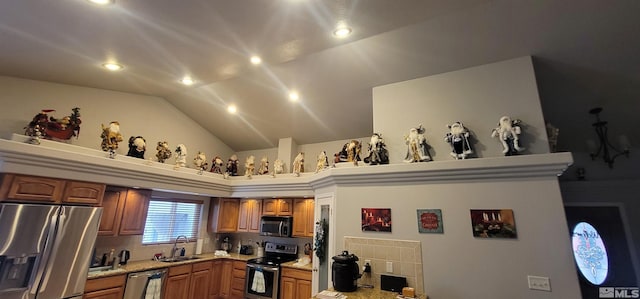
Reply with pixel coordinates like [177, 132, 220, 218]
[31, 206, 60, 296]
[38, 206, 67, 294]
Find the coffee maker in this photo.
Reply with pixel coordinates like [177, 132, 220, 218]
[220, 236, 232, 252]
[332, 251, 361, 292]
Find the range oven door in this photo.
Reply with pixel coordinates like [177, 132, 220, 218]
[245, 263, 279, 299]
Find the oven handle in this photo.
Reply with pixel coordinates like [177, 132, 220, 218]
[246, 263, 279, 272]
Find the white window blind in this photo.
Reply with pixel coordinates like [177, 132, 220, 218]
[142, 199, 202, 244]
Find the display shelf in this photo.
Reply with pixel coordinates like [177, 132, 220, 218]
[0, 135, 573, 197]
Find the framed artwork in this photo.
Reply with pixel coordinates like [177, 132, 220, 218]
[470, 209, 517, 239]
[417, 209, 443, 233]
[361, 208, 392, 232]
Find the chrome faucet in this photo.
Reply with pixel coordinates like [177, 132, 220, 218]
[171, 235, 189, 258]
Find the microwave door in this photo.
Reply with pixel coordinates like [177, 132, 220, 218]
[36, 206, 102, 299]
[0, 203, 57, 299]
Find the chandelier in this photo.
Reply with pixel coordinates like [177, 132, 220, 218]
[588, 107, 630, 168]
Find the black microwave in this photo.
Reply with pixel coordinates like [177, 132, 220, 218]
[259, 216, 293, 237]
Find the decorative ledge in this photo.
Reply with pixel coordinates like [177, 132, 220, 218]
[0, 136, 573, 197]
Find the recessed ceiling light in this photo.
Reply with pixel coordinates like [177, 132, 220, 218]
[289, 91, 300, 102]
[250, 56, 262, 65]
[87, 0, 114, 5]
[227, 105, 237, 114]
[333, 26, 352, 38]
[180, 77, 194, 85]
[102, 63, 123, 71]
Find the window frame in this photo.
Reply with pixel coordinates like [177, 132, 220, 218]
[142, 197, 203, 245]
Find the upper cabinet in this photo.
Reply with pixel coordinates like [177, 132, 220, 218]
[292, 199, 314, 237]
[208, 198, 240, 233]
[98, 187, 151, 236]
[0, 173, 105, 205]
[262, 198, 293, 216]
[237, 199, 262, 233]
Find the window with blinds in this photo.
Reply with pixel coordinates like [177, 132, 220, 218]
[142, 198, 203, 244]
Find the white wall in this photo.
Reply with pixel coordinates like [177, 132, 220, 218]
[333, 179, 580, 299]
[373, 56, 549, 163]
[0, 76, 234, 166]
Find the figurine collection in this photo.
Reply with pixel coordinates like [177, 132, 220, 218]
[23, 108, 530, 178]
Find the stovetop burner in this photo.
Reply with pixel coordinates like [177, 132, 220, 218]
[247, 242, 298, 266]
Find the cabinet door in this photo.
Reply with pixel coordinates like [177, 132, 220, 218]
[5, 175, 65, 203]
[248, 199, 262, 233]
[237, 199, 251, 232]
[62, 181, 106, 205]
[83, 286, 124, 299]
[261, 199, 278, 216]
[219, 260, 233, 298]
[263, 199, 293, 216]
[98, 188, 125, 236]
[277, 199, 293, 216]
[295, 279, 312, 299]
[189, 269, 211, 299]
[293, 199, 314, 237]
[164, 273, 190, 299]
[305, 200, 315, 237]
[279, 276, 296, 299]
[209, 260, 222, 298]
[118, 189, 151, 235]
[209, 198, 239, 233]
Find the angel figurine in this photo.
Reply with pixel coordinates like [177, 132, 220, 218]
[100, 121, 123, 158]
[272, 159, 284, 177]
[404, 125, 432, 163]
[315, 151, 329, 173]
[245, 155, 255, 178]
[445, 122, 473, 159]
[292, 152, 304, 176]
[258, 156, 269, 175]
[491, 116, 524, 156]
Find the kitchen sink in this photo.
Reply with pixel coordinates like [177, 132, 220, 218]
[159, 256, 201, 263]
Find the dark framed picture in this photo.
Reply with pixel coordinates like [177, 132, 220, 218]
[470, 209, 517, 239]
[417, 209, 443, 233]
[361, 208, 392, 232]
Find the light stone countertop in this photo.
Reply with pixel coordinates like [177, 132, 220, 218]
[281, 259, 313, 271]
[315, 288, 427, 299]
[86, 252, 257, 279]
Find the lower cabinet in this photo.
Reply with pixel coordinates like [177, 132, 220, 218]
[211, 259, 246, 299]
[165, 264, 192, 299]
[83, 274, 126, 299]
[230, 261, 247, 299]
[209, 260, 223, 299]
[279, 267, 312, 299]
[190, 261, 212, 299]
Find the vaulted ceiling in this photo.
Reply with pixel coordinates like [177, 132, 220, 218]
[1, 0, 638, 152]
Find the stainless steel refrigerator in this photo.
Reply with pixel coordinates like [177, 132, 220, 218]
[0, 203, 103, 299]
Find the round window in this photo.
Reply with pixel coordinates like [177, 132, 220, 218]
[572, 222, 609, 285]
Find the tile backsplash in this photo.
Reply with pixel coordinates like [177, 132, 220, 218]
[344, 236, 424, 295]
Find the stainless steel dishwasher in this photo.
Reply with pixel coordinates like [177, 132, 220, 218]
[123, 268, 168, 299]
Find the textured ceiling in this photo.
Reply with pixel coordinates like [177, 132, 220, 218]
[1, 0, 638, 152]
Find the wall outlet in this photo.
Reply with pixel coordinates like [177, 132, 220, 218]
[386, 261, 393, 273]
[528, 275, 551, 291]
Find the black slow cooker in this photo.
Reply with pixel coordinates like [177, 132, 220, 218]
[332, 251, 361, 292]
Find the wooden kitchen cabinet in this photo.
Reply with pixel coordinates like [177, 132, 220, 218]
[208, 198, 240, 233]
[0, 174, 105, 205]
[190, 261, 213, 299]
[237, 198, 262, 232]
[209, 260, 222, 299]
[230, 261, 247, 299]
[165, 264, 193, 299]
[218, 260, 233, 298]
[98, 187, 151, 236]
[83, 274, 126, 299]
[279, 267, 312, 299]
[292, 198, 315, 237]
[262, 198, 293, 216]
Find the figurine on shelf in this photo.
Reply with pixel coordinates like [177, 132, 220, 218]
[174, 144, 188, 169]
[335, 140, 362, 165]
[444, 122, 473, 160]
[25, 108, 82, 140]
[193, 151, 208, 174]
[292, 152, 305, 176]
[363, 133, 389, 165]
[245, 155, 255, 178]
[404, 124, 432, 163]
[546, 122, 559, 153]
[316, 151, 329, 173]
[210, 156, 224, 174]
[491, 116, 524, 156]
[127, 136, 146, 159]
[272, 159, 284, 177]
[226, 154, 239, 176]
[258, 156, 269, 175]
[155, 141, 172, 163]
[101, 121, 123, 158]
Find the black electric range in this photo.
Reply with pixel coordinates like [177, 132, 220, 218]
[245, 242, 298, 299]
[247, 242, 298, 266]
